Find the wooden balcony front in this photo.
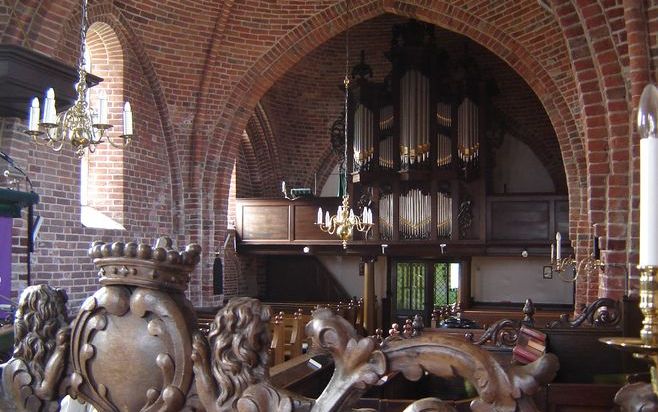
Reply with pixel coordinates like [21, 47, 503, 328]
[235, 194, 571, 257]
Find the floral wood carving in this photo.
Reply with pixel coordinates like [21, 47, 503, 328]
[0, 285, 70, 412]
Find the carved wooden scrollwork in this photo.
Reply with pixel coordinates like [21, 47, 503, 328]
[307, 308, 387, 411]
[547, 297, 620, 328]
[382, 334, 557, 411]
[69, 286, 195, 411]
[0, 237, 560, 412]
[615, 382, 658, 412]
[402, 398, 457, 412]
[466, 319, 519, 347]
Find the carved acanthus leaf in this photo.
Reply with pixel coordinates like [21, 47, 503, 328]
[307, 308, 386, 412]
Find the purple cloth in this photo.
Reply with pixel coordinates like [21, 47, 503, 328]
[0, 217, 11, 316]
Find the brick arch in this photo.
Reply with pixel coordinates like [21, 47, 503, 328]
[237, 132, 263, 197]
[550, 0, 631, 303]
[48, 0, 184, 233]
[200, 1, 585, 260]
[250, 103, 283, 196]
[623, 0, 652, 295]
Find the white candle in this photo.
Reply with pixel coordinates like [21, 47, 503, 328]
[28, 98, 40, 132]
[43, 88, 57, 124]
[317, 208, 322, 225]
[98, 90, 108, 124]
[324, 211, 330, 226]
[123, 102, 133, 135]
[556, 232, 562, 261]
[640, 85, 658, 265]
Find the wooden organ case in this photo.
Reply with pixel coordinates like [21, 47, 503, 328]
[346, 20, 493, 247]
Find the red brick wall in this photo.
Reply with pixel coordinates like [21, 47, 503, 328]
[0, 0, 651, 310]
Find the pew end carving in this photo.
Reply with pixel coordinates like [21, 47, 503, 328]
[0, 237, 559, 411]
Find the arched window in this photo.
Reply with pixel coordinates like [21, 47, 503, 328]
[80, 22, 125, 230]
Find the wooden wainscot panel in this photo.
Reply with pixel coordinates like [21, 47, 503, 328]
[241, 205, 289, 240]
[555, 200, 570, 239]
[294, 204, 335, 241]
[490, 200, 549, 241]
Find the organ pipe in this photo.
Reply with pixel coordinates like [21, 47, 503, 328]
[437, 133, 451, 168]
[379, 105, 394, 169]
[458, 97, 479, 167]
[353, 104, 374, 172]
[437, 192, 452, 238]
[379, 193, 394, 240]
[436, 102, 451, 128]
[400, 70, 430, 169]
[398, 188, 431, 240]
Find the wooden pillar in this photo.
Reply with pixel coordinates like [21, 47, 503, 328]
[363, 256, 377, 334]
[459, 259, 472, 310]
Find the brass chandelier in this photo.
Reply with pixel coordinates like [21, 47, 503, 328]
[316, 22, 373, 249]
[25, 0, 133, 158]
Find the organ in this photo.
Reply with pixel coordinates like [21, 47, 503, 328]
[346, 20, 492, 243]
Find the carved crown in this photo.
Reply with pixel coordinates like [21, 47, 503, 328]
[87, 236, 201, 292]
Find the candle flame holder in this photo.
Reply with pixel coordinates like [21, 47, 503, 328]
[550, 256, 604, 282]
[602, 266, 658, 396]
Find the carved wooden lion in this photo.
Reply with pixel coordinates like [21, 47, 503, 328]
[0, 284, 70, 412]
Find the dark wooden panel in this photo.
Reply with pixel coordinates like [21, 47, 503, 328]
[490, 201, 549, 241]
[264, 256, 349, 302]
[0, 45, 102, 117]
[537, 383, 620, 412]
[294, 205, 334, 240]
[556, 200, 570, 239]
[242, 205, 289, 240]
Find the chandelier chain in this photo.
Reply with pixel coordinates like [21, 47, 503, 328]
[79, 0, 88, 71]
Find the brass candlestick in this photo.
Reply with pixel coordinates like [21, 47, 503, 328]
[602, 266, 658, 395]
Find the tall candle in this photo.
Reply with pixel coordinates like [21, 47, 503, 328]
[639, 84, 658, 266]
[317, 208, 322, 225]
[28, 98, 40, 132]
[556, 232, 562, 261]
[43, 88, 57, 124]
[123, 102, 133, 135]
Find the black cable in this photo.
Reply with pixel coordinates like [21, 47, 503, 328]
[0, 149, 34, 190]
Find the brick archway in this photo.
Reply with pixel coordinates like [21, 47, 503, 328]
[195, 1, 585, 291]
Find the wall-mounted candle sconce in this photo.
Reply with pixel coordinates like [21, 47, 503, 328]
[549, 231, 603, 282]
